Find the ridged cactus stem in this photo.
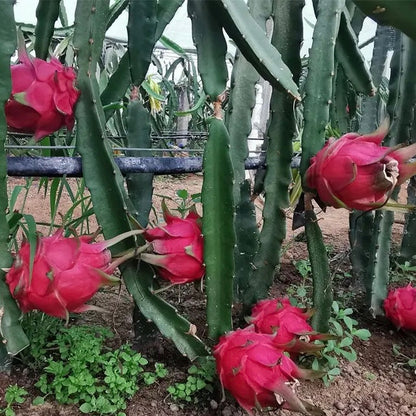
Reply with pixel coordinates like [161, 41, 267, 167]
[0, 0, 29, 369]
[353, 0, 416, 41]
[370, 209, 393, 316]
[305, 196, 333, 332]
[300, 0, 343, 178]
[203, 107, 235, 339]
[188, 0, 228, 100]
[400, 176, 416, 264]
[367, 33, 416, 315]
[349, 24, 393, 291]
[125, 87, 153, 227]
[127, 0, 157, 87]
[225, 0, 271, 302]
[331, 64, 349, 134]
[101, 0, 184, 120]
[74, 0, 207, 359]
[360, 25, 394, 134]
[349, 210, 375, 289]
[393, 35, 416, 265]
[335, 8, 375, 95]
[34, 0, 61, 60]
[301, 0, 344, 330]
[243, 0, 304, 308]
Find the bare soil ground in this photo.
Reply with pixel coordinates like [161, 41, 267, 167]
[0, 174, 415, 416]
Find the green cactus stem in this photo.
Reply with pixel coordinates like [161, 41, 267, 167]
[368, 33, 416, 315]
[349, 25, 394, 292]
[360, 24, 394, 134]
[188, 0, 228, 100]
[353, 0, 416, 41]
[400, 177, 416, 264]
[203, 113, 235, 340]
[369, 210, 392, 316]
[305, 196, 333, 333]
[100, 52, 130, 120]
[335, 8, 375, 95]
[243, 0, 304, 308]
[34, 0, 61, 60]
[125, 89, 153, 228]
[102, 0, 183, 120]
[349, 211, 375, 292]
[74, 0, 207, 360]
[127, 0, 157, 87]
[300, 0, 343, 178]
[0, 0, 29, 369]
[225, 0, 271, 301]
[300, 0, 343, 330]
[331, 64, 350, 134]
[216, 0, 300, 100]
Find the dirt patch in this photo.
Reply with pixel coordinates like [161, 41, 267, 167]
[1, 174, 415, 416]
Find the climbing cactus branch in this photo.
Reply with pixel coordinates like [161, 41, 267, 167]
[300, 0, 344, 330]
[0, 0, 29, 368]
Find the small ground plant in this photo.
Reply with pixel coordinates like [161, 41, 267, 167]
[392, 344, 416, 371]
[23, 324, 167, 415]
[153, 188, 201, 219]
[167, 357, 216, 406]
[308, 301, 371, 385]
[291, 256, 371, 385]
[0, 384, 28, 416]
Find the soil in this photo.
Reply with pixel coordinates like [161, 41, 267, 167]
[0, 174, 415, 416]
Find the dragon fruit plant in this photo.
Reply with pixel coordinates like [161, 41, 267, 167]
[0, 0, 415, 389]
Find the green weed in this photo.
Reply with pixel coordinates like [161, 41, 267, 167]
[1, 384, 28, 416]
[167, 357, 216, 406]
[33, 325, 166, 415]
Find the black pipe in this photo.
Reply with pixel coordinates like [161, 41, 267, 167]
[6, 156, 267, 177]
